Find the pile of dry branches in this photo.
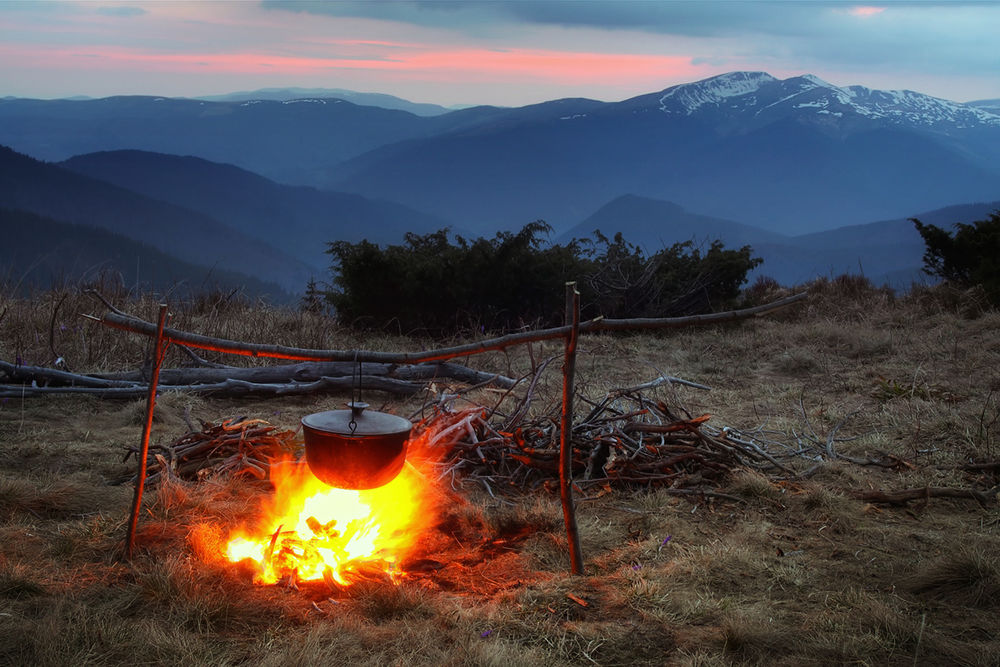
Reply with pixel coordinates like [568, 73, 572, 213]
[115, 416, 299, 487]
[419, 380, 796, 501]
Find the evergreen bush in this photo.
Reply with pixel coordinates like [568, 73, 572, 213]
[325, 222, 761, 333]
[912, 211, 1000, 305]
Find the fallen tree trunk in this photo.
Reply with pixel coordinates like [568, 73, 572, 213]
[91, 360, 515, 388]
[0, 360, 141, 389]
[0, 374, 427, 398]
[0, 359, 515, 398]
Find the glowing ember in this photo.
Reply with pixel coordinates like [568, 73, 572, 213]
[224, 449, 434, 586]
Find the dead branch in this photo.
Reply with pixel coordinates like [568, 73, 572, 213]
[501, 355, 557, 431]
[936, 461, 1000, 473]
[614, 375, 711, 393]
[851, 486, 997, 507]
[177, 344, 234, 369]
[0, 360, 142, 388]
[113, 416, 299, 486]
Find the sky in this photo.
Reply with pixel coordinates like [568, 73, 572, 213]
[1, 1, 998, 107]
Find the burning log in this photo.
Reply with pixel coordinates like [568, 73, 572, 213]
[221, 446, 438, 588]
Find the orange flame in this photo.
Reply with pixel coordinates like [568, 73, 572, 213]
[224, 432, 440, 586]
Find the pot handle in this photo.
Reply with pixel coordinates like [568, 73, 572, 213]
[347, 401, 369, 434]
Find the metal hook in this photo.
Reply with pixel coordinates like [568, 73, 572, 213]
[350, 350, 361, 434]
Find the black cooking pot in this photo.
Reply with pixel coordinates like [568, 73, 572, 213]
[301, 402, 412, 489]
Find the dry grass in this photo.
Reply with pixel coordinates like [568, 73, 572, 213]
[906, 544, 1000, 608]
[1, 279, 999, 665]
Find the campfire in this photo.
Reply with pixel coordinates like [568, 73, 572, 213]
[222, 427, 441, 588]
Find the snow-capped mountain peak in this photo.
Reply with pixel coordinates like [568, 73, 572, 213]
[655, 71, 1000, 130]
[798, 73, 838, 90]
[658, 71, 776, 114]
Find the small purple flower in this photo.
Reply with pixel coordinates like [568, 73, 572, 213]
[480, 630, 492, 638]
[631, 563, 642, 571]
[662, 535, 672, 545]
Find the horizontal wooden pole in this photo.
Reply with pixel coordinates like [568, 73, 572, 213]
[92, 292, 807, 365]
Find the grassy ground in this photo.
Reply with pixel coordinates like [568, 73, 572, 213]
[0, 280, 998, 666]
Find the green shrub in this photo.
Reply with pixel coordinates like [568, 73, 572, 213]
[912, 211, 1000, 305]
[324, 223, 761, 334]
[584, 232, 761, 319]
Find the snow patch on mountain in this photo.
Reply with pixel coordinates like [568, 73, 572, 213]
[658, 71, 776, 114]
[844, 86, 1000, 128]
[656, 71, 1000, 129]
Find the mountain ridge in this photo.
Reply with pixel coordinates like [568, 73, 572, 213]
[0, 207, 287, 300]
[60, 149, 453, 269]
[1, 70, 998, 241]
[329, 72, 1000, 233]
[194, 87, 455, 116]
[0, 145, 312, 292]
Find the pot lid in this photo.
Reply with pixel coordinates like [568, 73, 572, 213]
[301, 402, 412, 437]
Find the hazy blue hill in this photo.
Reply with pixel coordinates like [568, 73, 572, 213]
[0, 208, 287, 300]
[329, 105, 675, 232]
[785, 200, 999, 248]
[195, 87, 453, 116]
[60, 150, 452, 268]
[901, 200, 1000, 227]
[564, 194, 1000, 289]
[660, 123, 999, 233]
[557, 194, 786, 250]
[0, 145, 313, 292]
[0, 96, 437, 185]
[749, 201, 1000, 287]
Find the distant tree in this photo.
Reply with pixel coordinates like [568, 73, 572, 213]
[299, 277, 327, 313]
[911, 211, 1000, 304]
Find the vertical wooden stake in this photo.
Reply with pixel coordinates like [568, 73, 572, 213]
[560, 282, 584, 575]
[124, 303, 169, 559]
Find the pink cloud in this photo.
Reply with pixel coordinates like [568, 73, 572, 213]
[2, 43, 702, 86]
[848, 6, 887, 17]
